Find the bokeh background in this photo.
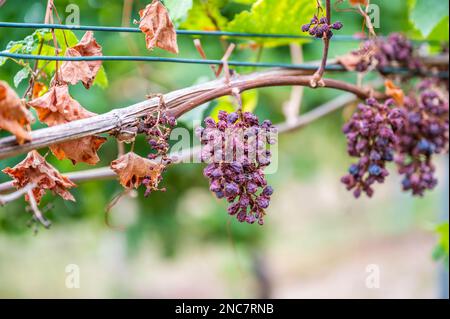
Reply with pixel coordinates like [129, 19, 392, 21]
[0, 0, 448, 298]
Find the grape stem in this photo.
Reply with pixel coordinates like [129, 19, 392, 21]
[310, 0, 332, 88]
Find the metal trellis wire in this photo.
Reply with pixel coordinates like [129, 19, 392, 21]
[0, 52, 448, 79]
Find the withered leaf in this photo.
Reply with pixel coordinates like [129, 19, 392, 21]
[138, 0, 179, 54]
[349, 0, 368, 5]
[0, 81, 35, 144]
[385, 80, 405, 106]
[111, 152, 165, 189]
[28, 84, 106, 165]
[60, 31, 103, 89]
[32, 81, 47, 99]
[336, 52, 364, 71]
[2, 150, 76, 204]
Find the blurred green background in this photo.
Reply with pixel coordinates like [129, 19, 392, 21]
[0, 0, 448, 298]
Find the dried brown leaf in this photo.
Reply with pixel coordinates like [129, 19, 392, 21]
[60, 31, 103, 89]
[336, 52, 364, 71]
[385, 80, 405, 106]
[2, 150, 76, 204]
[28, 84, 106, 165]
[111, 152, 165, 189]
[138, 0, 179, 54]
[349, 0, 368, 5]
[0, 81, 35, 144]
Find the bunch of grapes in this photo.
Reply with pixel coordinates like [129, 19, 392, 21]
[349, 33, 422, 74]
[341, 98, 405, 198]
[196, 111, 277, 225]
[137, 110, 177, 196]
[302, 15, 343, 39]
[374, 33, 422, 73]
[395, 80, 449, 196]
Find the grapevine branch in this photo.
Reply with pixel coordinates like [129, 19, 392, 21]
[311, 0, 331, 87]
[0, 92, 358, 195]
[0, 68, 386, 160]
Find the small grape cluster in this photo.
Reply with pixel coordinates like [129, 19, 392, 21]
[374, 33, 422, 72]
[395, 80, 449, 196]
[302, 15, 343, 39]
[341, 98, 405, 198]
[137, 110, 177, 196]
[197, 111, 277, 225]
[349, 33, 422, 74]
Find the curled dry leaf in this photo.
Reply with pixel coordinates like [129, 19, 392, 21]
[385, 80, 405, 106]
[60, 31, 103, 89]
[138, 0, 179, 54]
[32, 81, 47, 99]
[111, 152, 165, 190]
[336, 52, 365, 71]
[2, 150, 76, 204]
[349, 0, 368, 5]
[28, 84, 106, 165]
[0, 81, 35, 144]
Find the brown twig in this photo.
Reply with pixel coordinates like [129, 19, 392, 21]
[26, 189, 51, 228]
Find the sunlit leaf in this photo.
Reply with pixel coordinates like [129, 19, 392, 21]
[163, 0, 193, 26]
[181, 0, 228, 31]
[409, 0, 449, 38]
[225, 0, 316, 47]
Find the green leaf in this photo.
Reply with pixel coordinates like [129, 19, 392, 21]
[209, 90, 259, 120]
[93, 66, 109, 89]
[33, 44, 56, 77]
[54, 29, 79, 53]
[427, 17, 450, 42]
[225, 0, 316, 47]
[409, 0, 449, 38]
[210, 96, 236, 121]
[13, 68, 31, 87]
[181, 0, 229, 30]
[0, 29, 51, 68]
[163, 0, 194, 26]
[433, 222, 449, 267]
[232, 0, 256, 4]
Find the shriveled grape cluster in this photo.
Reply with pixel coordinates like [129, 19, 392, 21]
[137, 110, 177, 196]
[341, 98, 405, 198]
[395, 80, 449, 196]
[302, 15, 343, 39]
[197, 111, 277, 225]
[351, 33, 422, 74]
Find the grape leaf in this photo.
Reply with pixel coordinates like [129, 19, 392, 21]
[433, 222, 449, 267]
[209, 90, 258, 121]
[409, 0, 449, 38]
[2, 150, 76, 205]
[225, 0, 316, 47]
[13, 68, 31, 87]
[111, 152, 165, 190]
[138, 0, 179, 54]
[93, 66, 109, 89]
[181, 0, 229, 31]
[60, 31, 103, 89]
[163, 0, 193, 26]
[28, 84, 106, 165]
[0, 81, 35, 144]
